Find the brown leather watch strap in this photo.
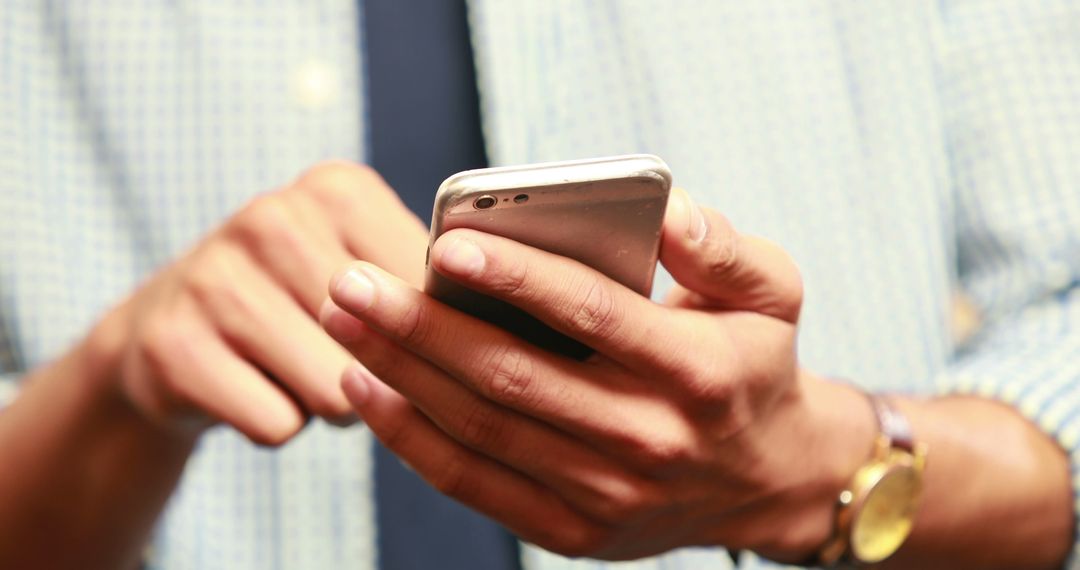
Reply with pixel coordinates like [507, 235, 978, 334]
[814, 392, 919, 567]
[868, 395, 914, 452]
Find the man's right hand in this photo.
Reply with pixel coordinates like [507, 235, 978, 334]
[91, 161, 428, 445]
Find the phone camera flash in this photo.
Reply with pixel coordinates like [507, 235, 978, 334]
[513, 194, 529, 204]
[473, 195, 497, 210]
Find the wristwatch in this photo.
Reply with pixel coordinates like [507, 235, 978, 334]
[817, 394, 928, 566]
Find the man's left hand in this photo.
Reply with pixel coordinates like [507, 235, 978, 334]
[321, 189, 874, 561]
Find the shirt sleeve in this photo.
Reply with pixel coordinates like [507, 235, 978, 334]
[934, 1, 1080, 564]
[935, 292, 1080, 565]
[0, 357, 20, 409]
[0, 375, 19, 408]
[0, 320, 21, 408]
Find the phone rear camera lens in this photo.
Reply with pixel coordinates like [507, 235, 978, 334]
[473, 195, 497, 210]
[513, 194, 529, 204]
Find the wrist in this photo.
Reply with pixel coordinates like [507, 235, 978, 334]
[77, 304, 130, 401]
[878, 396, 1072, 569]
[0, 303, 199, 568]
[789, 371, 880, 560]
[743, 371, 877, 562]
[810, 383, 934, 567]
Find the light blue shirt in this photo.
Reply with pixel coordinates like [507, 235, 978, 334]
[3, 1, 1079, 569]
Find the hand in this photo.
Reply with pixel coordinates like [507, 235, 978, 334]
[322, 189, 875, 561]
[91, 161, 427, 445]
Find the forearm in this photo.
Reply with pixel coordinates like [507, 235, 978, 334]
[882, 395, 1073, 569]
[0, 310, 196, 569]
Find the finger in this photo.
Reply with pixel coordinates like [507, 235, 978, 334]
[292, 162, 430, 288]
[340, 362, 608, 556]
[661, 188, 803, 323]
[325, 264, 690, 463]
[126, 311, 306, 446]
[427, 228, 680, 371]
[321, 300, 666, 524]
[190, 244, 356, 423]
[225, 192, 357, 317]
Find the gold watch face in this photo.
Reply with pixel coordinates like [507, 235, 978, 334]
[850, 463, 922, 563]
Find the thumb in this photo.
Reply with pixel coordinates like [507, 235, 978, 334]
[660, 188, 803, 323]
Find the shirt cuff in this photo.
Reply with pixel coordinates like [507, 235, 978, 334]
[0, 373, 21, 409]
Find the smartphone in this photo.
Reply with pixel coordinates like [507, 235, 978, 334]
[425, 154, 672, 359]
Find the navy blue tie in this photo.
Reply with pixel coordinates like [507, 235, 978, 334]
[362, 1, 522, 569]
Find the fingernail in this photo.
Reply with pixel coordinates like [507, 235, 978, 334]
[439, 236, 486, 277]
[341, 362, 373, 406]
[336, 268, 375, 311]
[686, 196, 707, 243]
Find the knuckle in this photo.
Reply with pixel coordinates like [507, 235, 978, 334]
[484, 258, 530, 298]
[787, 275, 805, 313]
[376, 408, 414, 453]
[629, 431, 695, 474]
[394, 301, 436, 347]
[122, 358, 181, 422]
[747, 236, 805, 321]
[137, 312, 188, 385]
[699, 378, 738, 414]
[704, 232, 741, 281]
[678, 357, 733, 405]
[475, 346, 536, 406]
[230, 194, 296, 247]
[294, 161, 384, 210]
[457, 400, 508, 452]
[183, 272, 217, 309]
[676, 356, 754, 437]
[775, 263, 805, 320]
[324, 412, 361, 428]
[588, 479, 664, 526]
[298, 160, 377, 188]
[567, 278, 620, 340]
[542, 522, 611, 559]
[130, 313, 202, 419]
[185, 251, 257, 330]
[430, 450, 472, 501]
[304, 390, 354, 421]
[246, 417, 303, 447]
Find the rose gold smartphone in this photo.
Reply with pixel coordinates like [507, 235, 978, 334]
[425, 154, 672, 358]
